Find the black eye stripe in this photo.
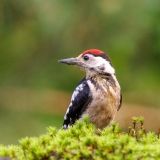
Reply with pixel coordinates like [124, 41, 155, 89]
[83, 55, 89, 60]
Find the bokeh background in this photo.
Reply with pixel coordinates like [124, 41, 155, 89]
[0, 0, 160, 144]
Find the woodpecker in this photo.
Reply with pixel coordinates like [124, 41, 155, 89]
[58, 49, 122, 129]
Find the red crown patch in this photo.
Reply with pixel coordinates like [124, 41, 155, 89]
[82, 49, 104, 55]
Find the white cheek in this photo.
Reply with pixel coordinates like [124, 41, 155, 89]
[89, 57, 115, 74]
[104, 61, 115, 74]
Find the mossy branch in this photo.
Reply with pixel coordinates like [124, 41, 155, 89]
[0, 116, 160, 160]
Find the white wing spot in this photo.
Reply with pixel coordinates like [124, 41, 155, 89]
[69, 102, 72, 107]
[78, 84, 84, 91]
[71, 83, 84, 101]
[63, 124, 67, 129]
[71, 89, 79, 101]
[66, 108, 70, 114]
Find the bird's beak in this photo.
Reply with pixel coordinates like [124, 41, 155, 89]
[58, 58, 81, 66]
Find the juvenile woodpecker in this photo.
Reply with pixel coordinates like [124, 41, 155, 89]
[58, 49, 122, 129]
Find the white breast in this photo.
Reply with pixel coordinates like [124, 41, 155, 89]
[82, 77, 121, 129]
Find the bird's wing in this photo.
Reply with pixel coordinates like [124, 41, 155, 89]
[117, 93, 122, 111]
[62, 77, 92, 129]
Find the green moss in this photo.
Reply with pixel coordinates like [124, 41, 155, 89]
[0, 116, 160, 160]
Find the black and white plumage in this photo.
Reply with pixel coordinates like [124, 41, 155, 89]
[62, 77, 92, 129]
[58, 49, 122, 129]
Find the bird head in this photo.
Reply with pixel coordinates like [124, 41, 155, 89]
[58, 49, 115, 76]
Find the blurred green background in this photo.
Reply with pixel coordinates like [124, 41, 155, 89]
[0, 0, 160, 144]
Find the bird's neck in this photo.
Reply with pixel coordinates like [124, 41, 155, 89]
[86, 73, 120, 96]
[86, 73, 116, 84]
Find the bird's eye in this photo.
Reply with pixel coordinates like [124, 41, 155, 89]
[83, 55, 89, 61]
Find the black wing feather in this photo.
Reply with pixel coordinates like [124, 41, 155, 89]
[63, 77, 92, 129]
